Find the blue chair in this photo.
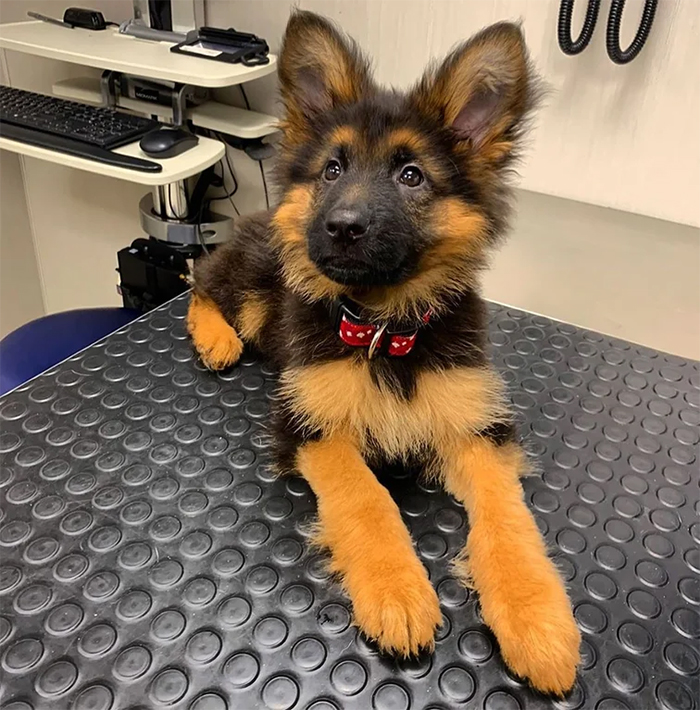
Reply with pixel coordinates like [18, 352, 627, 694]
[0, 308, 141, 395]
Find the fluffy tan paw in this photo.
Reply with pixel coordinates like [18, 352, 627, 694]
[483, 568, 581, 695]
[187, 294, 243, 370]
[348, 560, 442, 656]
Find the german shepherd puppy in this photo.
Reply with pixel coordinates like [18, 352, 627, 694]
[188, 10, 580, 694]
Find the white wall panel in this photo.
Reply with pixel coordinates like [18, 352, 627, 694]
[208, 0, 700, 226]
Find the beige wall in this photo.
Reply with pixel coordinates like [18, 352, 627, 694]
[483, 191, 700, 359]
[0, 3, 44, 337]
[0, 0, 698, 357]
[0, 150, 45, 337]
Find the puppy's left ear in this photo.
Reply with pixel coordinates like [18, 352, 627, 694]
[279, 11, 372, 142]
[411, 22, 540, 167]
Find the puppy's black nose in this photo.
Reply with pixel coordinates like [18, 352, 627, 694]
[325, 208, 369, 242]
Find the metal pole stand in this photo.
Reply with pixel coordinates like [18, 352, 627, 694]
[140, 183, 234, 248]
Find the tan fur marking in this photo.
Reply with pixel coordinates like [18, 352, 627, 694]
[272, 185, 314, 246]
[329, 124, 358, 147]
[278, 117, 307, 149]
[272, 185, 344, 302]
[378, 128, 448, 184]
[443, 439, 580, 694]
[281, 360, 508, 459]
[187, 294, 243, 370]
[309, 125, 360, 175]
[383, 127, 429, 155]
[428, 197, 489, 260]
[236, 293, 268, 345]
[304, 34, 360, 104]
[297, 434, 441, 655]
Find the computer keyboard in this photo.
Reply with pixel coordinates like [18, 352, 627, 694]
[0, 85, 159, 148]
[0, 85, 163, 173]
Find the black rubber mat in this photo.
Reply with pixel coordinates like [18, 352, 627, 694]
[0, 295, 698, 710]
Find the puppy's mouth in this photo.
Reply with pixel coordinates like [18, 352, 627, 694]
[314, 255, 409, 287]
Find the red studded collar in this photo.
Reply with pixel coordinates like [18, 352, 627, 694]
[330, 298, 433, 358]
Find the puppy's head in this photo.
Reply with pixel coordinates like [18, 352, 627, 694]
[273, 11, 540, 317]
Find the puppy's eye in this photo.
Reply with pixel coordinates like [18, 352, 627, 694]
[398, 165, 424, 187]
[324, 160, 343, 181]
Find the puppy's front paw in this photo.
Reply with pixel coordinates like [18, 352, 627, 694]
[187, 295, 243, 370]
[480, 564, 581, 695]
[348, 561, 442, 656]
[497, 606, 580, 694]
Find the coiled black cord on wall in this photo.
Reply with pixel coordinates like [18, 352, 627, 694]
[558, 0, 602, 55]
[606, 0, 659, 64]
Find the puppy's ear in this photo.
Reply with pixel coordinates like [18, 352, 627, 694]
[279, 11, 372, 139]
[411, 22, 540, 167]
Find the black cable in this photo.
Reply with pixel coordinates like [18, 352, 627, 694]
[208, 159, 239, 201]
[190, 169, 214, 256]
[221, 158, 239, 198]
[558, 0, 601, 55]
[239, 85, 252, 111]
[199, 130, 236, 200]
[216, 139, 241, 217]
[606, 0, 658, 64]
[258, 161, 270, 210]
[239, 85, 270, 209]
[197, 125, 240, 216]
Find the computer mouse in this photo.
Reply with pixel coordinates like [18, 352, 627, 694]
[139, 127, 199, 158]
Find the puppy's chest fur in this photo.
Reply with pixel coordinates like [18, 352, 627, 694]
[264, 267, 509, 462]
[279, 356, 508, 461]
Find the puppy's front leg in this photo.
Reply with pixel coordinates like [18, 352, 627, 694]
[187, 293, 244, 370]
[444, 437, 580, 695]
[297, 435, 441, 655]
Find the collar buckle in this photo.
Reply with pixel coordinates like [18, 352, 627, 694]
[367, 322, 388, 359]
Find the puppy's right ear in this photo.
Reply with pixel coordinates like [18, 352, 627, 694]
[279, 11, 372, 142]
[409, 22, 540, 171]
